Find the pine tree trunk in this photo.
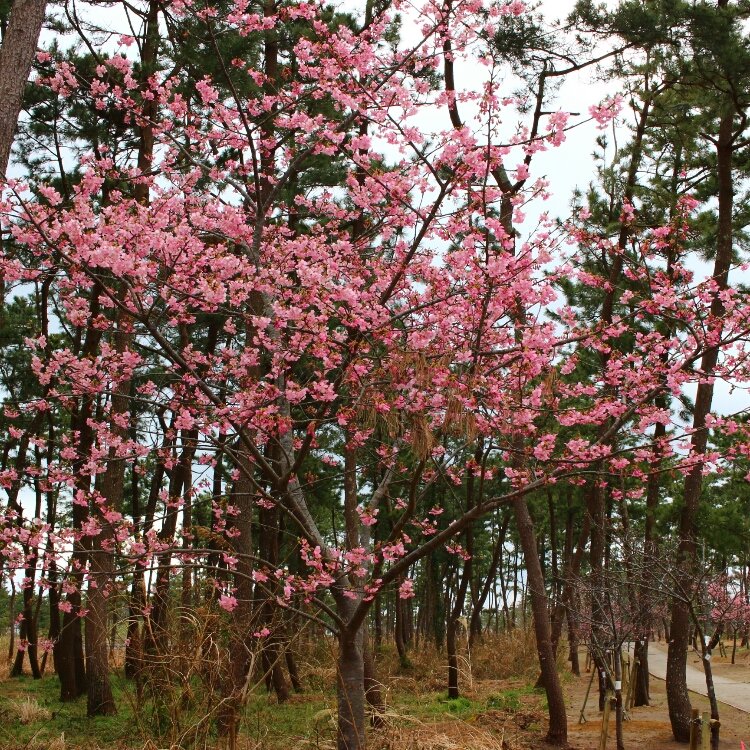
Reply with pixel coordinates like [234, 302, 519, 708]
[633, 639, 650, 706]
[0, 0, 47, 176]
[85, 545, 117, 715]
[513, 495, 567, 745]
[667, 106, 734, 743]
[446, 614, 459, 699]
[394, 591, 408, 667]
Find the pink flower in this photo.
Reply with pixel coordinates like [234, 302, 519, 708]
[589, 94, 624, 129]
[398, 579, 415, 599]
[219, 594, 238, 612]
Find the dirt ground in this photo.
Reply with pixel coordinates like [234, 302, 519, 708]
[565, 667, 749, 750]
[370, 656, 750, 750]
[700, 644, 750, 683]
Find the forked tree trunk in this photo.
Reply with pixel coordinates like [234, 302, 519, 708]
[56, 606, 87, 700]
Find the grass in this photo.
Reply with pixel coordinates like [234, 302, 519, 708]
[0, 628, 547, 750]
[486, 685, 541, 712]
[0, 672, 139, 749]
[242, 692, 337, 747]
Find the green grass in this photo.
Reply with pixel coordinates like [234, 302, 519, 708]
[242, 692, 336, 747]
[0, 670, 340, 750]
[0, 672, 138, 749]
[396, 691, 483, 720]
[485, 685, 540, 712]
[0, 668, 546, 749]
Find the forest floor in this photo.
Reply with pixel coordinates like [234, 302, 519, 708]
[0, 632, 748, 750]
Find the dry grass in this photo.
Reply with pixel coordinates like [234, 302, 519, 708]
[376, 722, 509, 750]
[0, 628, 550, 750]
[6, 733, 67, 750]
[372, 706, 546, 750]
[470, 628, 541, 681]
[9, 696, 53, 725]
[372, 627, 541, 698]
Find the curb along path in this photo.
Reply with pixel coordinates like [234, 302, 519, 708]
[630, 642, 750, 714]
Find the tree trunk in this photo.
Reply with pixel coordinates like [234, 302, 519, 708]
[614, 649, 624, 750]
[633, 639, 650, 707]
[469, 512, 508, 647]
[337, 621, 366, 750]
[699, 628, 722, 750]
[363, 628, 384, 727]
[0, 0, 47, 176]
[255, 500, 289, 702]
[56, 606, 87, 700]
[513, 495, 567, 745]
[446, 613, 459, 699]
[286, 645, 303, 693]
[667, 106, 734, 743]
[85, 543, 117, 716]
[394, 590, 409, 668]
[218, 459, 257, 743]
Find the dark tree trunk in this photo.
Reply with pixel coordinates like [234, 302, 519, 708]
[255, 500, 289, 702]
[126, 433, 166, 678]
[446, 611, 460, 699]
[667, 107, 734, 744]
[567, 604, 581, 677]
[10, 617, 28, 677]
[147, 428, 196, 655]
[286, 646, 303, 693]
[85, 544, 117, 716]
[394, 591, 408, 667]
[42, 556, 60, 677]
[218, 461, 255, 743]
[363, 628, 384, 726]
[337, 616, 366, 750]
[513, 495, 567, 745]
[373, 595, 382, 650]
[633, 639, 650, 707]
[55, 616, 78, 701]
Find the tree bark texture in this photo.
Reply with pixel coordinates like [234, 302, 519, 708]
[513, 495, 567, 745]
[667, 107, 734, 743]
[337, 600, 366, 750]
[0, 0, 47, 176]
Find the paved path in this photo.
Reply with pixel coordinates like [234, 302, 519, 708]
[627, 642, 750, 713]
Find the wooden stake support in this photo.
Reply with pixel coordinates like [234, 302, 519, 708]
[701, 712, 710, 750]
[598, 691, 614, 750]
[689, 708, 700, 750]
[579, 666, 596, 724]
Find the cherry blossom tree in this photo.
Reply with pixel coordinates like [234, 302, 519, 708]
[4, 2, 750, 750]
